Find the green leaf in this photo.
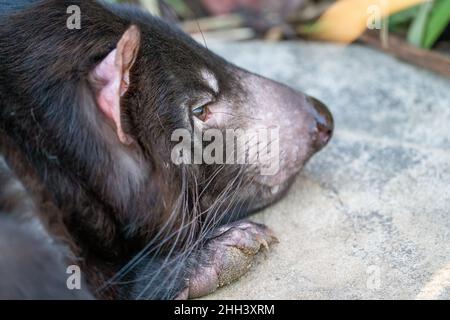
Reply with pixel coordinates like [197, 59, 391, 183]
[407, 1, 434, 48]
[389, 5, 420, 33]
[423, 0, 450, 49]
[389, 5, 420, 28]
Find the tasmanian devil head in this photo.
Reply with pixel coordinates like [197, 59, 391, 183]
[0, 0, 333, 299]
[88, 6, 333, 215]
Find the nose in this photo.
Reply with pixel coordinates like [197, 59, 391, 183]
[308, 96, 334, 150]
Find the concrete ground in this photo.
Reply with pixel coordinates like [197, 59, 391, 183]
[206, 41, 450, 299]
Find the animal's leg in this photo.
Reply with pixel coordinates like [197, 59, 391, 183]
[0, 158, 93, 299]
[179, 220, 278, 299]
[0, 216, 94, 299]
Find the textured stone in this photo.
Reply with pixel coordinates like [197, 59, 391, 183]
[205, 41, 450, 299]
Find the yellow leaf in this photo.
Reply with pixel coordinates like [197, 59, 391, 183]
[304, 0, 428, 43]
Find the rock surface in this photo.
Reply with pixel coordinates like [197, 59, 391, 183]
[206, 41, 450, 299]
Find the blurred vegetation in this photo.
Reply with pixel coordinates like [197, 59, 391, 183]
[108, 0, 449, 53]
[390, 0, 450, 49]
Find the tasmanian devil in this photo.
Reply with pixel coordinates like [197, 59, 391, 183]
[0, 0, 333, 299]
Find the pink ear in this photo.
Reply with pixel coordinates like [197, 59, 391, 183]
[89, 25, 141, 145]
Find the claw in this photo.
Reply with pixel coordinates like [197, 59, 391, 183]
[255, 234, 270, 252]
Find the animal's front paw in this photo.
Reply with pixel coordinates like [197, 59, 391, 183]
[178, 221, 278, 299]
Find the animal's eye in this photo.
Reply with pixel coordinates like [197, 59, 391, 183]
[192, 105, 209, 122]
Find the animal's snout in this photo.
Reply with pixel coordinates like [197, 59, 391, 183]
[237, 71, 334, 189]
[308, 96, 334, 151]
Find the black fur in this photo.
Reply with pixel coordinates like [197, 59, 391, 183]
[0, 0, 249, 299]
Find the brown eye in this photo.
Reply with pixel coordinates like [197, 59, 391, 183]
[192, 105, 209, 122]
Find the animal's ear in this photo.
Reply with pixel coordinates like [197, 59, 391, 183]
[89, 25, 141, 145]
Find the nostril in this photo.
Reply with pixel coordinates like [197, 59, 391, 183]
[316, 123, 332, 147]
